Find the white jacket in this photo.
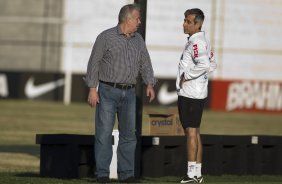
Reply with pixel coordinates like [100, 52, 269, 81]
[176, 31, 216, 99]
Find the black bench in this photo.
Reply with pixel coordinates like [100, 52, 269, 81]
[36, 134, 282, 178]
[36, 134, 97, 178]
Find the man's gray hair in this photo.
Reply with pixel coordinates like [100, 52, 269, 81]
[184, 8, 205, 29]
[118, 4, 140, 24]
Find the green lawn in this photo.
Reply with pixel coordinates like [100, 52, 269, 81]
[0, 100, 282, 183]
[1, 173, 282, 184]
[1, 99, 281, 146]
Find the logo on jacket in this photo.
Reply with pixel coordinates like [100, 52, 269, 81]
[193, 44, 198, 58]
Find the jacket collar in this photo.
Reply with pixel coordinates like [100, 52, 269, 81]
[187, 31, 205, 41]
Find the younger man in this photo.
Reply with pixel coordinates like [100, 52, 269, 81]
[176, 8, 216, 183]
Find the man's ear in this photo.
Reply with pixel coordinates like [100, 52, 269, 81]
[196, 22, 202, 30]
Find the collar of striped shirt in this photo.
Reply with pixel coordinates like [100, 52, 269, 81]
[117, 25, 136, 38]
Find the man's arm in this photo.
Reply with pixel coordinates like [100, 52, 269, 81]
[85, 33, 105, 88]
[138, 35, 157, 86]
[183, 42, 210, 80]
[85, 34, 106, 108]
[138, 36, 157, 102]
[209, 49, 217, 73]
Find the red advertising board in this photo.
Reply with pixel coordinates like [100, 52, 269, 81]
[211, 80, 282, 113]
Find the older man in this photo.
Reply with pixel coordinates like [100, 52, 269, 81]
[85, 4, 156, 183]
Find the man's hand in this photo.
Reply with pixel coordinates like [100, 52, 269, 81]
[87, 88, 99, 108]
[146, 84, 155, 103]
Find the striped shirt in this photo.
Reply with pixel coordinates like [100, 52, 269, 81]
[85, 25, 156, 88]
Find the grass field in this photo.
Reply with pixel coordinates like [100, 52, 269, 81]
[1, 172, 282, 184]
[0, 99, 282, 183]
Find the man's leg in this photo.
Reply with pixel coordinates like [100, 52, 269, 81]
[178, 96, 203, 183]
[186, 127, 198, 178]
[195, 129, 204, 182]
[116, 88, 136, 181]
[95, 83, 118, 178]
[196, 129, 202, 163]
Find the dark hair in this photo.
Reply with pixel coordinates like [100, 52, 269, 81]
[184, 8, 205, 29]
[118, 4, 140, 24]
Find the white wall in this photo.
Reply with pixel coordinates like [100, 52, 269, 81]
[62, 0, 282, 81]
[62, 0, 133, 74]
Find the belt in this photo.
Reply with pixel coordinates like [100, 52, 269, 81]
[100, 81, 135, 90]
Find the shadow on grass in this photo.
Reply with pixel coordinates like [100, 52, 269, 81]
[13, 172, 99, 183]
[12, 173, 178, 183]
[15, 172, 40, 178]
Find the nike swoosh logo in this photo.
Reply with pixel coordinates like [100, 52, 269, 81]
[25, 76, 65, 98]
[180, 179, 196, 183]
[157, 83, 178, 105]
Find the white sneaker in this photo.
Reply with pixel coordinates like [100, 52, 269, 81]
[180, 175, 197, 183]
[196, 176, 204, 183]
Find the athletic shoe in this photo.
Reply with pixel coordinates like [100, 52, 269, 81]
[96, 176, 110, 183]
[119, 176, 138, 183]
[196, 176, 204, 183]
[180, 175, 197, 183]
